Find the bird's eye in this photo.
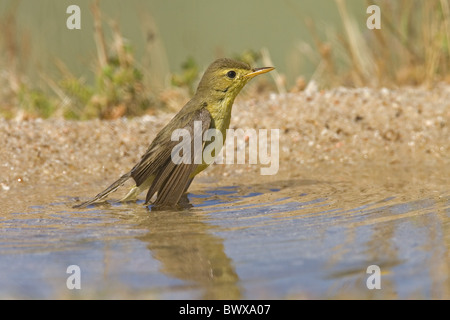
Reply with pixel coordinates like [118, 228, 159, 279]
[227, 70, 236, 79]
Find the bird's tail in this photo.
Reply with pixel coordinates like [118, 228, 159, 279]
[73, 172, 132, 208]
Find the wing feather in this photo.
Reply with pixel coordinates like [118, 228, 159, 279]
[144, 107, 211, 206]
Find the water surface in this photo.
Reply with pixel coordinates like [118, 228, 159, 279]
[1, 174, 448, 299]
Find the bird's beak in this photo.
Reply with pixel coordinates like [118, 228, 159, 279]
[244, 67, 275, 79]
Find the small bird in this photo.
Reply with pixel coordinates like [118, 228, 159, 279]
[74, 58, 274, 208]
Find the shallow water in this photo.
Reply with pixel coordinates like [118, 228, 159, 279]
[0, 173, 449, 299]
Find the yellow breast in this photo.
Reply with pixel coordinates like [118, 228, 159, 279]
[190, 97, 235, 177]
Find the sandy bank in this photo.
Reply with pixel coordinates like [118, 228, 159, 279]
[1, 84, 449, 205]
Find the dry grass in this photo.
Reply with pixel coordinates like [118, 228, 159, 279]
[0, 1, 176, 120]
[297, 0, 450, 89]
[0, 1, 448, 119]
[52, 1, 160, 120]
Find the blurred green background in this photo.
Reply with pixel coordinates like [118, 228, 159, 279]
[1, 0, 448, 119]
[0, 0, 366, 85]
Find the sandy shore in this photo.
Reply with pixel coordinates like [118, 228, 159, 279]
[1, 84, 449, 205]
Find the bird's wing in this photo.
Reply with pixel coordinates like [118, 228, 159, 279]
[130, 107, 211, 206]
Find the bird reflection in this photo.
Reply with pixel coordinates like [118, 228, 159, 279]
[136, 206, 242, 299]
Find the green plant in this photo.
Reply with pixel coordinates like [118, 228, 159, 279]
[171, 56, 200, 95]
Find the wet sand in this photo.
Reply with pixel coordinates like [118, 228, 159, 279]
[0, 84, 448, 208]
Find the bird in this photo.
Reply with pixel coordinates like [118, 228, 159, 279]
[74, 58, 274, 208]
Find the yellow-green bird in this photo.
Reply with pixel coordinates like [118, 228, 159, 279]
[74, 58, 274, 208]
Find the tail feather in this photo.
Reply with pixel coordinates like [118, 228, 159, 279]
[73, 172, 132, 208]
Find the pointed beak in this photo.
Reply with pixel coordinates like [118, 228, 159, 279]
[244, 66, 275, 79]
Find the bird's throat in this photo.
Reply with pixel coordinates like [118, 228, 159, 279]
[206, 94, 235, 137]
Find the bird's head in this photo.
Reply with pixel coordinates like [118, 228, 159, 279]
[195, 58, 274, 100]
